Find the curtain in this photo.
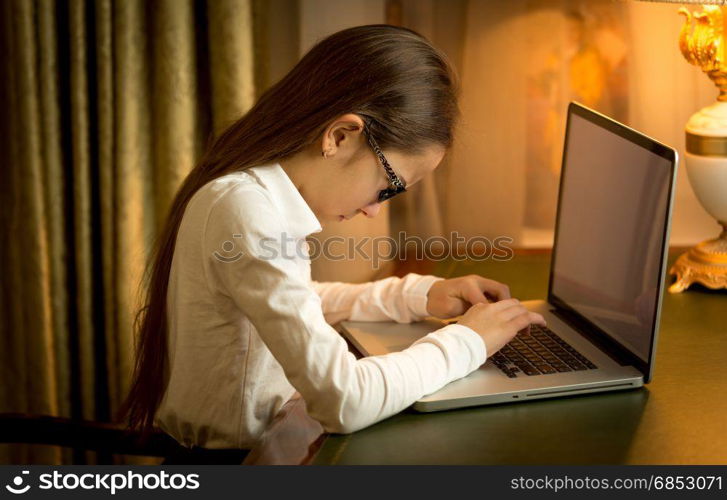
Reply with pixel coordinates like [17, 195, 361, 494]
[305, 0, 466, 283]
[300, 0, 395, 284]
[0, 0, 263, 465]
[385, 0, 467, 257]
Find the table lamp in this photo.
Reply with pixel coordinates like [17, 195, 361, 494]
[640, 0, 727, 292]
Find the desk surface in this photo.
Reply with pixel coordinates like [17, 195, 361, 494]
[308, 250, 727, 465]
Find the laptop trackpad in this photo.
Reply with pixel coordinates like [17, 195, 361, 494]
[341, 319, 446, 357]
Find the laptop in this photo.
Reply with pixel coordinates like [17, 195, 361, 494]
[339, 101, 678, 412]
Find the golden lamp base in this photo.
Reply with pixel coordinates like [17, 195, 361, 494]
[668, 223, 727, 293]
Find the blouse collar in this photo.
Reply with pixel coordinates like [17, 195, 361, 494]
[250, 163, 323, 239]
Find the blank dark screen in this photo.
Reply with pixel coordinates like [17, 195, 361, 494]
[551, 113, 672, 362]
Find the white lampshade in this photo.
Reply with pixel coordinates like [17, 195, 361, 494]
[636, 0, 726, 4]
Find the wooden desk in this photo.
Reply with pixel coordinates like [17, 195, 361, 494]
[249, 249, 727, 465]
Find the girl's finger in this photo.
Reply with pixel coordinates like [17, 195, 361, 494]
[463, 282, 490, 306]
[528, 312, 546, 326]
[473, 276, 511, 301]
[489, 298, 522, 311]
[498, 304, 530, 322]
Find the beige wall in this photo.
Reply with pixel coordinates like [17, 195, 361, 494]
[448, 0, 720, 248]
[286, 1, 719, 283]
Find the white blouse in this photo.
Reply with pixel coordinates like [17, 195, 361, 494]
[155, 163, 486, 449]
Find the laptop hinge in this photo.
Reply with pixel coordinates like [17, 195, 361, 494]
[549, 307, 636, 367]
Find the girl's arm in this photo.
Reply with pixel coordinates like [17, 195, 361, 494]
[310, 273, 443, 326]
[204, 185, 486, 434]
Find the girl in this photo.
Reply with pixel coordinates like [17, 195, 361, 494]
[120, 25, 546, 462]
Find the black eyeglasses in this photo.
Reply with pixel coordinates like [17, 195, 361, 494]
[363, 125, 407, 203]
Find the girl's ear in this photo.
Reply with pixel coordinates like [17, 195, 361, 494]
[321, 114, 365, 157]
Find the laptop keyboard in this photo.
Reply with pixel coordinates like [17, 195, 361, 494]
[491, 324, 598, 378]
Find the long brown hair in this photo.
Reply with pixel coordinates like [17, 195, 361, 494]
[118, 24, 460, 436]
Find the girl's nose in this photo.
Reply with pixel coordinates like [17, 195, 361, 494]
[359, 202, 381, 218]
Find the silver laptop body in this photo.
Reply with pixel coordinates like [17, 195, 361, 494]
[339, 102, 678, 412]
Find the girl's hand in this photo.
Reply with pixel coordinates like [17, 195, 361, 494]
[458, 299, 546, 356]
[425, 274, 511, 319]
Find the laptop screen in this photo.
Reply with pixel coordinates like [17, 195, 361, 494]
[549, 104, 676, 364]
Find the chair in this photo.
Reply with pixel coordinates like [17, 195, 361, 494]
[0, 413, 184, 464]
[1, 391, 324, 465]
